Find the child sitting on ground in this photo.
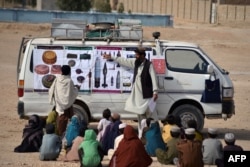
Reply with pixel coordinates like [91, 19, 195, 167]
[64, 115, 81, 151]
[64, 126, 88, 161]
[97, 108, 111, 141]
[78, 129, 104, 167]
[215, 132, 243, 167]
[187, 119, 203, 142]
[156, 126, 181, 165]
[144, 119, 166, 156]
[46, 106, 58, 134]
[40, 123, 62, 161]
[14, 114, 44, 153]
[202, 128, 223, 165]
[161, 114, 177, 143]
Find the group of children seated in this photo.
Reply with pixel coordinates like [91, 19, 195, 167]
[14, 109, 243, 167]
[144, 114, 243, 167]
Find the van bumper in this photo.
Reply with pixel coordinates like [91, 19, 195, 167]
[17, 101, 25, 118]
[222, 99, 235, 118]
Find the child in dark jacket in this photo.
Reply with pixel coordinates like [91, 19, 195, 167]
[215, 132, 243, 167]
[14, 115, 44, 153]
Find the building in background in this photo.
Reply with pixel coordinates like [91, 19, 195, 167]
[36, 0, 59, 10]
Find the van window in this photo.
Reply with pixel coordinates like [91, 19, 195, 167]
[166, 49, 208, 74]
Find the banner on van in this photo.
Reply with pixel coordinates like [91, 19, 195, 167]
[151, 59, 166, 74]
[93, 46, 123, 93]
[33, 46, 95, 92]
[33, 45, 158, 94]
[33, 46, 64, 91]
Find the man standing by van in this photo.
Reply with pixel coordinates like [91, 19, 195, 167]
[49, 65, 79, 136]
[103, 47, 158, 129]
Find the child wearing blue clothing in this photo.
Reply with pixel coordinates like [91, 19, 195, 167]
[40, 123, 62, 160]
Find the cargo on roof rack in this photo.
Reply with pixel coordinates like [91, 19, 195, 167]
[85, 19, 143, 41]
[51, 18, 88, 39]
[50, 18, 143, 41]
[117, 19, 142, 39]
[85, 22, 115, 39]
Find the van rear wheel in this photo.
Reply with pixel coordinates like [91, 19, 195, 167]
[172, 104, 204, 131]
[73, 104, 89, 124]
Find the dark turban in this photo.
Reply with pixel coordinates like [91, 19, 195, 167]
[61, 65, 71, 75]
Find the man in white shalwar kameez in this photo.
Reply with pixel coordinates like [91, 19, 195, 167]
[103, 47, 158, 135]
[49, 65, 79, 136]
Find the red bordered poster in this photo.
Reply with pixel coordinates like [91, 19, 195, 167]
[151, 59, 166, 74]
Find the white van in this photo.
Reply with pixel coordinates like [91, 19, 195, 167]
[17, 19, 234, 130]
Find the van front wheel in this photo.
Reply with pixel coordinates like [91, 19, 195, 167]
[172, 104, 204, 131]
[73, 104, 89, 125]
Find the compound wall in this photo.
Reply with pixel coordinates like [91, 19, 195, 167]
[119, 0, 250, 23]
[0, 8, 173, 27]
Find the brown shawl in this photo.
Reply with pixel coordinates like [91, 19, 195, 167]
[109, 125, 152, 167]
[177, 140, 204, 167]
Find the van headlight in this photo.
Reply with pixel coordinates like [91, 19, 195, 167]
[222, 87, 234, 98]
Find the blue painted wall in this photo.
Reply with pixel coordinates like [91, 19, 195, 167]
[0, 8, 173, 27]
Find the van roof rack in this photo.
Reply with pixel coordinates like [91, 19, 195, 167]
[117, 19, 142, 40]
[85, 19, 143, 41]
[51, 18, 87, 39]
[51, 18, 143, 41]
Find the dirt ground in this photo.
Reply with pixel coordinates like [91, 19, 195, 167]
[0, 20, 250, 167]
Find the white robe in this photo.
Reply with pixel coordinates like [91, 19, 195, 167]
[49, 75, 78, 115]
[113, 57, 158, 115]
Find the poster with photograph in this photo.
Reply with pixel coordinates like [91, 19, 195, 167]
[33, 46, 95, 92]
[64, 46, 94, 92]
[93, 46, 123, 93]
[33, 46, 64, 91]
[121, 47, 153, 92]
[33, 45, 157, 94]
[121, 47, 136, 92]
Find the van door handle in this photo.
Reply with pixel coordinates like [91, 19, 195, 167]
[164, 76, 174, 80]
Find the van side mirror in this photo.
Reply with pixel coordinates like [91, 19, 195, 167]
[152, 32, 160, 39]
[23, 45, 26, 53]
[207, 65, 214, 74]
[153, 32, 161, 56]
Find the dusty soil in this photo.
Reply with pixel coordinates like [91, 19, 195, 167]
[0, 20, 250, 166]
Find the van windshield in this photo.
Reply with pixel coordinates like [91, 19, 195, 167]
[198, 47, 229, 74]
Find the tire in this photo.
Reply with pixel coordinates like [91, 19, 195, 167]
[73, 103, 89, 124]
[172, 104, 204, 131]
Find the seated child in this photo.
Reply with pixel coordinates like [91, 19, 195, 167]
[202, 128, 223, 165]
[144, 119, 166, 156]
[176, 128, 204, 167]
[40, 123, 62, 160]
[64, 115, 81, 150]
[78, 129, 104, 167]
[107, 123, 127, 160]
[64, 126, 87, 161]
[109, 125, 152, 167]
[156, 126, 181, 165]
[161, 114, 177, 143]
[215, 132, 243, 167]
[97, 108, 111, 141]
[187, 119, 203, 142]
[14, 114, 44, 153]
[46, 106, 58, 134]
